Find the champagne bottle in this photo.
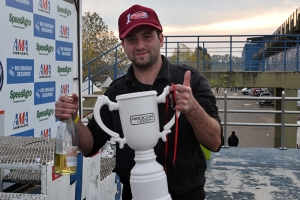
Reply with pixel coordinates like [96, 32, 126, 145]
[54, 115, 78, 175]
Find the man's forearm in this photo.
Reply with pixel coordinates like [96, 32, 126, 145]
[185, 99, 221, 152]
[75, 121, 94, 156]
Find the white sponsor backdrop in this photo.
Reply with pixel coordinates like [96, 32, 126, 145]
[0, 1, 103, 200]
[0, 0, 80, 137]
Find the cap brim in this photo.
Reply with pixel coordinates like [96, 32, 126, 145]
[120, 23, 162, 40]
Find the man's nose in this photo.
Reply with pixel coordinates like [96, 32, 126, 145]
[136, 39, 145, 49]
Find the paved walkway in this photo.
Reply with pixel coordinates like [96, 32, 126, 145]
[205, 147, 300, 200]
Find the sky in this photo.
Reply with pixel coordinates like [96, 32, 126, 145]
[82, 0, 299, 38]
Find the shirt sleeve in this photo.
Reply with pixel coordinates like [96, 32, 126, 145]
[86, 90, 114, 157]
[192, 72, 223, 152]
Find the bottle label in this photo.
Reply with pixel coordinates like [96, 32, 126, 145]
[66, 146, 78, 167]
[67, 156, 77, 167]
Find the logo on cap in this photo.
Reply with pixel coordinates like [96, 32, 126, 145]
[126, 11, 149, 24]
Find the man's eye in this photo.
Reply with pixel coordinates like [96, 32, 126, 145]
[127, 38, 135, 42]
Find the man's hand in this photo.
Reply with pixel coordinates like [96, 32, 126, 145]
[170, 70, 199, 115]
[55, 93, 79, 120]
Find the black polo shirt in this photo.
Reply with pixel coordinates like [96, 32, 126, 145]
[87, 55, 222, 195]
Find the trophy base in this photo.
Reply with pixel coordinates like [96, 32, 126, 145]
[130, 149, 171, 200]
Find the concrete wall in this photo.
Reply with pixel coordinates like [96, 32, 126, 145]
[202, 72, 300, 89]
[202, 71, 300, 148]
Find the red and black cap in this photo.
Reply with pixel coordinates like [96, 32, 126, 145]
[118, 4, 162, 40]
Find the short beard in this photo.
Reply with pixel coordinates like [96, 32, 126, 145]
[131, 52, 160, 71]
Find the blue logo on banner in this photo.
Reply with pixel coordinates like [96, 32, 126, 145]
[12, 129, 34, 137]
[0, 62, 3, 92]
[7, 58, 34, 84]
[34, 81, 55, 105]
[6, 0, 33, 13]
[34, 14, 55, 40]
[56, 40, 73, 61]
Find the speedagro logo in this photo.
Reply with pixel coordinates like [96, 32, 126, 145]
[36, 108, 54, 121]
[9, 13, 31, 29]
[36, 43, 54, 55]
[10, 89, 32, 103]
[57, 5, 71, 18]
[57, 65, 71, 76]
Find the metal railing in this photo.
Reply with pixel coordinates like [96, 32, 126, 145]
[82, 34, 300, 94]
[219, 91, 300, 149]
[162, 34, 300, 72]
[81, 92, 300, 149]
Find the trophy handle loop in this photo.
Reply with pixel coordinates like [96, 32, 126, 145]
[157, 85, 181, 141]
[160, 112, 181, 142]
[93, 96, 126, 148]
[157, 85, 170, 104]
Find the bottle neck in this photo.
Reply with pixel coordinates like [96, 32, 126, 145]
[63, 116, 73, 124]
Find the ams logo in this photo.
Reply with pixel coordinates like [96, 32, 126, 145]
[13, 39, 28, 55]
[38, 0, 50, 14]
[59, 25, 69, 39]
[41, 128, 51, 137]
[13, 112, 29, 130]
[39, 64, 51, 78]
[60, 84, 70, 95]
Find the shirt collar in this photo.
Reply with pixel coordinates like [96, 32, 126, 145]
[125, 55, 171, 86]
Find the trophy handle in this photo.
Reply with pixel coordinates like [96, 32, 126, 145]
[157, 86, 181, 142]
[93, 95, 127, 148]
[157, 85, 170, 104]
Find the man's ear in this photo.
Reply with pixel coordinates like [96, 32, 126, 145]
[159, 33, 164, 47]
[121, 40, 127, 54]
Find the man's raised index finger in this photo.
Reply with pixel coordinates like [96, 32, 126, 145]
[183, 70, 191, 87]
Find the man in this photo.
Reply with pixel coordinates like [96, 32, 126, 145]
[55, 4, 222, 200]
[228, 131, 239, 147]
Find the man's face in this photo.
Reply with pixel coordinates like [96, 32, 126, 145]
[122, 26, 164, 71]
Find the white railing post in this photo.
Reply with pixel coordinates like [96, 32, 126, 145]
[223, 90, 229, 148]
[279, 91, 287, 150]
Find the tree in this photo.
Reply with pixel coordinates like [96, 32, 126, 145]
[168, 44, 212, 71]
[211, 54, 242, 71]
[169, 43, 193, 64]
[82, 12, 129, 83]
[168, 45, 235, 100]
[190, 46, 212, 71]
[209, 73, 236, 103]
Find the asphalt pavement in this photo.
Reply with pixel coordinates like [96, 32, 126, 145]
[216, 89, 275, 148]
